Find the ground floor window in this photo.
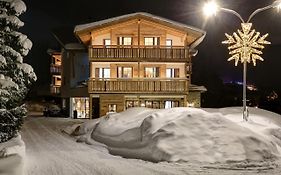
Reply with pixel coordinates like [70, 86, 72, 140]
[164, 101, 179, 109]
[72, 97, 89, 119]
[108, 104, 117, 112]
[125, 99, 182, 109]
[145, 101, 161, 109]
[126, 100, 139, 109]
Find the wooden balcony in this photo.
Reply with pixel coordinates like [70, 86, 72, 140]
[50, 86, 61, 94]
[88, 78, 189, 94]
[50, 64, 61, 74]
[89, 45, 190, 62]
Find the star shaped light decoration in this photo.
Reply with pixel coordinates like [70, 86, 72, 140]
[222, 23, 271, 66]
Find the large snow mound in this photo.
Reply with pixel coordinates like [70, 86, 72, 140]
[0, 135, 25, 175]
[72, 107, 281, 163]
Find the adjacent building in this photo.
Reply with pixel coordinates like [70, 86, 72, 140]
[59, 43, 89, 119]
[48, 50, 62, 95]
[70, 12, 206, 118]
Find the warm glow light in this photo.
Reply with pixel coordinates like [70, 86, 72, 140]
[203, 1, 219, 17]
[187, 102, 195, 107]
[273, 0, 281, 11]
[222, 23, 271, 66]
[278, 3, 281, 10]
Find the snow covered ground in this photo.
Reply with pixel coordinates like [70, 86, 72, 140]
[21, 108, 281, 175]
[0, 135, 25, 175]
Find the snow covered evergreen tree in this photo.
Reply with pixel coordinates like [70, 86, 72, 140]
[0, 0, 36, 142]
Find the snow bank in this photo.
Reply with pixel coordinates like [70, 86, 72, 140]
[73, 107, 281, 164]
[0, 135, 25, 175]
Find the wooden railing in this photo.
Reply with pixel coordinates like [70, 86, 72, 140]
[88, 78, 189, 93]
[50, 64, 61, 74]
[89, 45, 190, 62]
[50, 86, 61, 94]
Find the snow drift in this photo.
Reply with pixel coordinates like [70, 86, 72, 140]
[0, 135, 25, 175]
[70, 107, 281, 164]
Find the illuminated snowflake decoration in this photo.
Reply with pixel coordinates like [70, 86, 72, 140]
[222, 23, 271, 66]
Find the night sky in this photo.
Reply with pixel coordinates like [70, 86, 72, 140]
[20, 0, 281, 91]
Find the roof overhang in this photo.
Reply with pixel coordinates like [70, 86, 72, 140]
[74, 12, 206, 48]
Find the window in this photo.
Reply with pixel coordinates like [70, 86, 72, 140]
[52, 75, 61, 86]
[166, 68, 180, 78]
[108, 104, 117, 112]
[126, 100, 139, 109]
[145, 100, 160, 109]
[164, 101, 179, 109]
[118, 67, 132, 78]
[95, 68, 110, 78]
[144, 37, 160, 46]
[52, 55, 61, 65]
[144, 67, 160, 78]
[166, 39, 172, 47]
[72, 97, 90, 119]
[104, 39, 111, 47]
[118, 37, 132, 46]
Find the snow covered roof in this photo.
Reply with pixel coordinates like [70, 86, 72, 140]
[189, 84, 207, 92]
[74, 12, 205, 35]
[74, 12, 206, 48]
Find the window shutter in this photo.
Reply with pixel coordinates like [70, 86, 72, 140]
[156, 37, 160, 46]
[117, 37, 121, 45]
[156, 67, 160, 77]
[174, 68, 180, 78]
[117, 67, 122, 78]
[95, 68, 99, 78]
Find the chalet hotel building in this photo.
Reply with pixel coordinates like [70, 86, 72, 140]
[56, 12, 206, 119]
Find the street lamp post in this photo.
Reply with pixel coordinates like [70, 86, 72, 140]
[203, 1, 281, 121]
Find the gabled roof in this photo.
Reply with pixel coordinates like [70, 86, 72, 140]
[74, 12, 206, 48]
[74, 12, 205, 35]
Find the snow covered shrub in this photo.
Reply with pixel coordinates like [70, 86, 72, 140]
[0, 0, 36, 142]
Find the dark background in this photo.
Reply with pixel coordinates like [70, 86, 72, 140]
[20, 0, 281, 108]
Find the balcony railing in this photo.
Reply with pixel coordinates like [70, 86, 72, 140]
[50, 64, 62, 74]
[89, 45, 190, 62]
[88, 78, 189, 94]
[50, 86, 61, 94]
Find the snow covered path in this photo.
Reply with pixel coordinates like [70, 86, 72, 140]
[21, 116, 281, 175]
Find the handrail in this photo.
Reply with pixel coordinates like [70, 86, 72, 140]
[89, 78, 188, 81]
[90, 45, 189, 49]
[88, 78, 189, 93]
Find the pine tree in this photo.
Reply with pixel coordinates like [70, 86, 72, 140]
[0, 0, 36, 142]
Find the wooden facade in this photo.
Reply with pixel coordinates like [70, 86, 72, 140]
[75, 12, 206, 118]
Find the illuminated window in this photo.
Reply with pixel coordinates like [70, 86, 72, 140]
[118, 67, 132, 78]
[145, 100, 160, 109]
[144, 37, 159, 46]
[144, 67, 160, 78]
[166, 39, 172, 47]
[126, 100, 139, 109]
[72, 97, 90, 119]
[103, 39, 111, 47]
[108, 104, 117, 112]
[118, 37, 132, 45]
[166, 68, 179, 78]
[104, 39, 111, 46]
[95, 68, 110, 78]
[164, 101, 179, 109]
[52, 54, 61, 65]
[52, 75, 61, 86]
